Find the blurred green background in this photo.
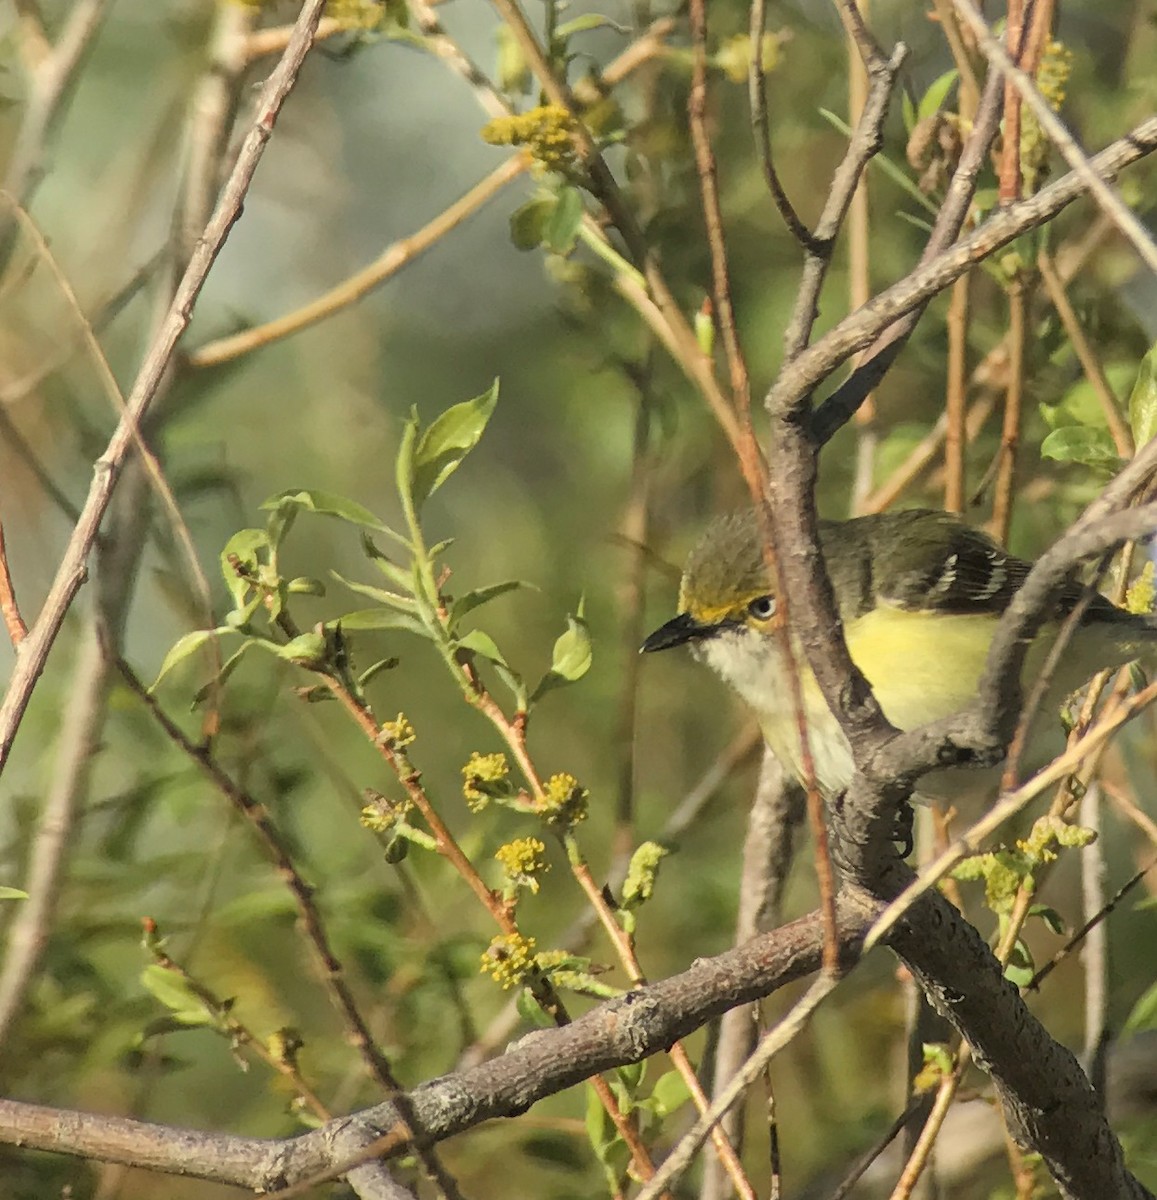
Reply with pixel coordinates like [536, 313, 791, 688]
[2, 1, 1157, 1196]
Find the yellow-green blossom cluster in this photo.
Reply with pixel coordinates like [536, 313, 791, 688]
[1022, 40, 1075, 187]
[462, 751, 511, 812]
[495, 837, 549, 894]
[378, 713, 415, 749]
[481, 105, 577, 173]
[541, 772, 589, 827]
[1036, 40, 1074, 111]
[1127, 561, 1156, 616]
[360, 788, 411, 832]
[1016, 814, 1095, 862]
[480, 932, 537, 989]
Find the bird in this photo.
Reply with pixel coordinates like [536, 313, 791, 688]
[641, 508, 1156, 805]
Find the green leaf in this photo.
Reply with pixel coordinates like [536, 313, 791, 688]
[396, 408, 420, 514]
[276, 631, 328, 666]
[1125, 978, 1157, 1033]
[0, 887, 28, 901]
[516, 988, 555, 1029]
[555, 12, 620, 38]
[1028, 903, 1065, 935]
[531, 605, 592, 703]
[1128, 341, 1157, 448]
[261, 489, 387, 530]
[191, 641, 261, 707]
[901, 89, 917, 134]
[287, 577, 326, 596]
[1040, 426, 1122, 471]
[331, 571, 418, 611]
[544, 186, 584, 254]
[509, 197, 554, 250]
[361, 533, 416, 590]
[449, 580, 528, 629]
[457, 628, 527, 708]
[140, 965, 215, 1027]
[650, 1070, 693, 1119]
[1003, 939, 1035, 987]
[357, 657, 399, 690]
[220, 528, 270, 607]
[917, 67, 959, 121]
[330, 609, 431, 636]
[411, 381, 500, 509]
[151, 628, 235, 692]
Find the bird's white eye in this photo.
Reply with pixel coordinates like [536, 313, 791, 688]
[747, 595, 776, 620]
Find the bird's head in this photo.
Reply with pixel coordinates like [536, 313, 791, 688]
[641, 511, 782, 657]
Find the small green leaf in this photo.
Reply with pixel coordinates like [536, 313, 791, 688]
[220, 528, 269, 607]
[287, 577, 326, 596]
[901, 89, 917, 134]
[140, 965, 215, 1027]
[1028, 903, 1065, 935]
[0, 887, 28, 901]
[411, 381, 500, 509]
[917, 67, 959, 121]
[555, 12, 620, 38]
[358, 657, 399, 688]
[509, 197, 554, 250]
[362, 533, 416, 589]
[449, 580, 528, 629]
[261, 489, 387, 530]
[1128, 342, 1157, 448]
[1003, 939, 1036, 987]
[516, 988, 555, 1029]
[396, 408, 420, 513]
[276, 631, 328, 666]
[191, 641, 260, 707]
[330, 609, 431, 636]
[151, 628, 235, 692]
[1041, 426, 1122, 471]
[650, 1070, 693, 1119]
[1125, 978, 1157, 1033]
[332, 571, 418, 611]
[544, 186, 584, 254]
[457, 628, 527, 708]
[531, 605, 592, 703]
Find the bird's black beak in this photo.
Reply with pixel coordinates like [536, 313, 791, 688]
[641, 611, 709, 653]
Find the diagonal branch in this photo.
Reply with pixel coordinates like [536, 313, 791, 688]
[0, 0, 330, 776]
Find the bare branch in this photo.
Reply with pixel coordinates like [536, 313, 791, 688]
[953, 0, 1157, 277]
[0, 0, 330, 775]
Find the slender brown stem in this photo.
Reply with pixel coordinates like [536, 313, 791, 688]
[1038, 250, 1134, 457]
[747, 0, 814, 248]
[989, 276, 1028, 543]
[0, 520, 26, 646]
[944, 273, 972, 512]
[999, 0, 1027, 206]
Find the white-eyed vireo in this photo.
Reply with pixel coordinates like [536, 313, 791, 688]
[642, 508, 1157, 804]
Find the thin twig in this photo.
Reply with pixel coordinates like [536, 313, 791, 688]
[0, 519, 26, 645]
[944, 274, 972, 513]
[1038, 249, 1134, 457]
[989, 275, 1028, 543]
[747, 0, 813, 247]
[952, 0, 1157, 276]
[633, 973, 843, 1200]
[3, 0, 113, 207]
[0, 0, 330, 775]
[188, 155, 527, 368]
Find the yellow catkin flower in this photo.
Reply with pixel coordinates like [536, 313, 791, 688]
[480, 105, 577, 173]
[541, 772, 589, 826]
[462, 751, 510, 812]
[480, 932, 537, 988]
[378, 713, 415, 750]
[359, 788, 410, 832]
[1036, 40, 1074, 111]
[1127, 561, 1156, 616]
[495, 837, 549, 894]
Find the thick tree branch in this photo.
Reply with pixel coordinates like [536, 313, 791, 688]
[0, 910, 850, 1188]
